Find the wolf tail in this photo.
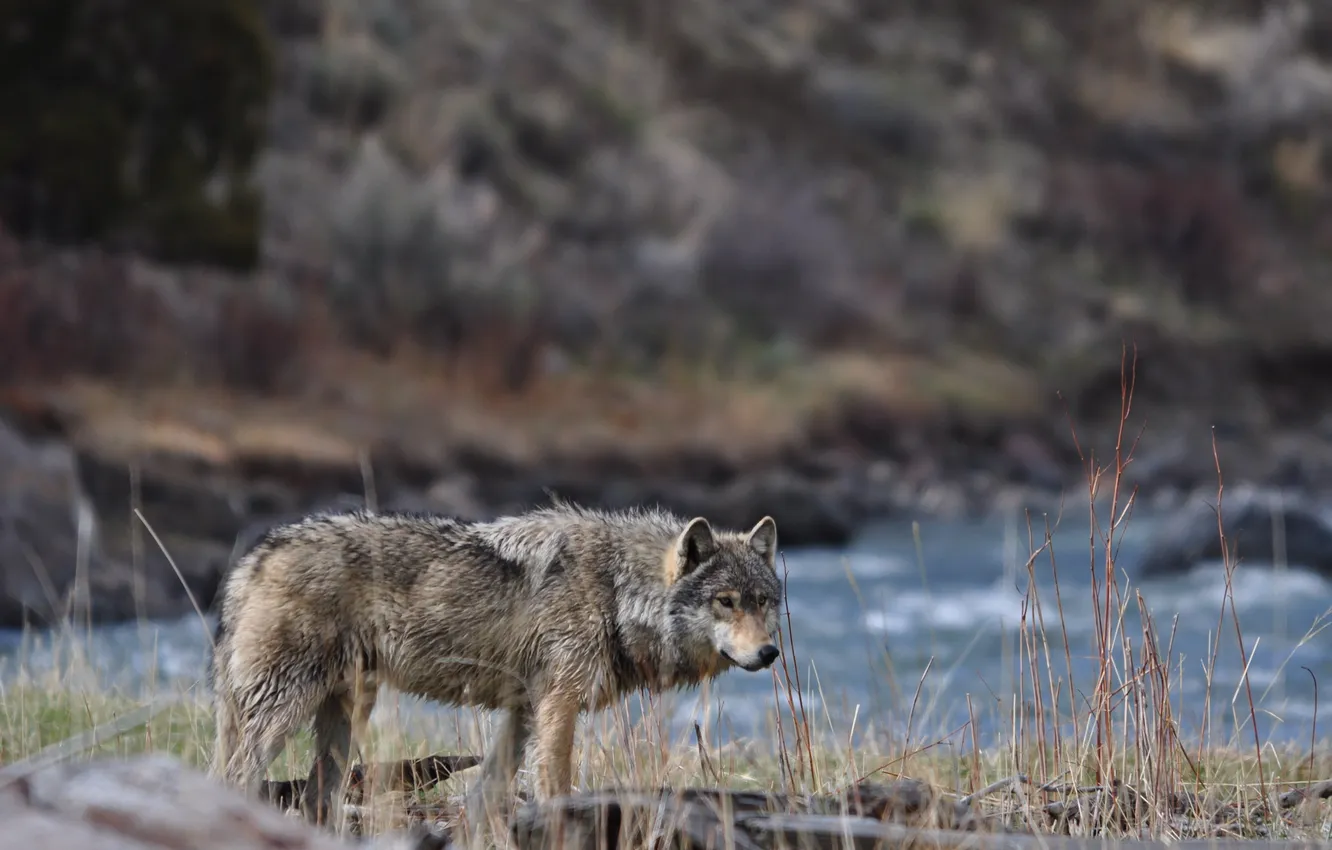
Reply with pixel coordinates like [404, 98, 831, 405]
[211, 691, 240, 778]
[208, 603, 238, 778]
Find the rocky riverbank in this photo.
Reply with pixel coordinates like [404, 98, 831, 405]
[8, 365, 1332, 630]
[0, 390, 1040, 631]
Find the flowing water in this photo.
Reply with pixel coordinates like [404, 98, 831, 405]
[3, 502, 1330, 754]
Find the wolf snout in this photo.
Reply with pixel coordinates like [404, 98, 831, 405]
[757, 644, 780, 668]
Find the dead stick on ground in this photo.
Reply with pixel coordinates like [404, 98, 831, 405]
[959, 775, 1030, 808]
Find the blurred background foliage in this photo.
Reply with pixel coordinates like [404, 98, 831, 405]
[3, 0, 1332, 554]
[0, 0, 274, 268]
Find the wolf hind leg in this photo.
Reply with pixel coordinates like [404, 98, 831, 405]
[222, 663, 334, 803]
[303, 692, 353, 828]
[302, 680, 378, 830]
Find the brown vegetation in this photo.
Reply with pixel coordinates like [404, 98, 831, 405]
[3, 1, 1332, 486]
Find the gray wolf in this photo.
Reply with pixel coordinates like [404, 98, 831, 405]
[208, 502, 784, 826]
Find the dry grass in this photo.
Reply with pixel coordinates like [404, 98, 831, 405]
[1, 351, 1330, 844]
[27, 341, 1043, 477]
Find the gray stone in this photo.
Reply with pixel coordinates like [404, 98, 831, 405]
[0, 420, 109, 627]
[1136, 485, 1332, 579]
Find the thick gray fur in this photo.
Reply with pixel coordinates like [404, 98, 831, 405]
[208, 501, 783, 827]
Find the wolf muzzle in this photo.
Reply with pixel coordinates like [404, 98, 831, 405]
[724, 642, 781, 672]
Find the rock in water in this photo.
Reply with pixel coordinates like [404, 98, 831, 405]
[1136, 485, 1332, 579]
[0, 417, 244, 629]
[0, 419, 107, 627]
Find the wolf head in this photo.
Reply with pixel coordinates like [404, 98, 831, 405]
[666, 515, 783, 673]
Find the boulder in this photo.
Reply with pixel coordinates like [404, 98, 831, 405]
[382, 475, 488, 522]
[0, 419, 111, 628]
[1136, 485, 1332, 579]
[0, 420, 233, 628]
[226, 492, 370, 575]
[707, 469, 868, 549]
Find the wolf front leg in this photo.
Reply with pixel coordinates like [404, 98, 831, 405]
[467, 705, 533, 813]
[461, 704, 532, 850]
[534, 688, 581, 799]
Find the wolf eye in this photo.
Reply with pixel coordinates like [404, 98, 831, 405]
[716, 595, 735, 609]
[755, 594, 768, 607]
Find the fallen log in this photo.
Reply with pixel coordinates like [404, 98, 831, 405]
[510, 790, 769, 850]
[511, 789, 1332, 850]
[742, 813, 1332, 850]
[510, 779, 1008, 850]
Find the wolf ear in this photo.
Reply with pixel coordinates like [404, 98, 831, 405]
[745, 516, 778, 569]
[672, 517, 718, 581]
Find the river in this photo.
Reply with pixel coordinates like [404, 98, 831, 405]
[3, 501, 1329, 756]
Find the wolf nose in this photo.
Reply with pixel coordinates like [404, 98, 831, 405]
[757, 644, 780, 667]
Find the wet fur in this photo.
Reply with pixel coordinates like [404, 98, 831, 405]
[208, 502, 782, 825]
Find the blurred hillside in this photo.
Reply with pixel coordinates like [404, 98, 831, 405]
[4, 0, 1332, 624]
